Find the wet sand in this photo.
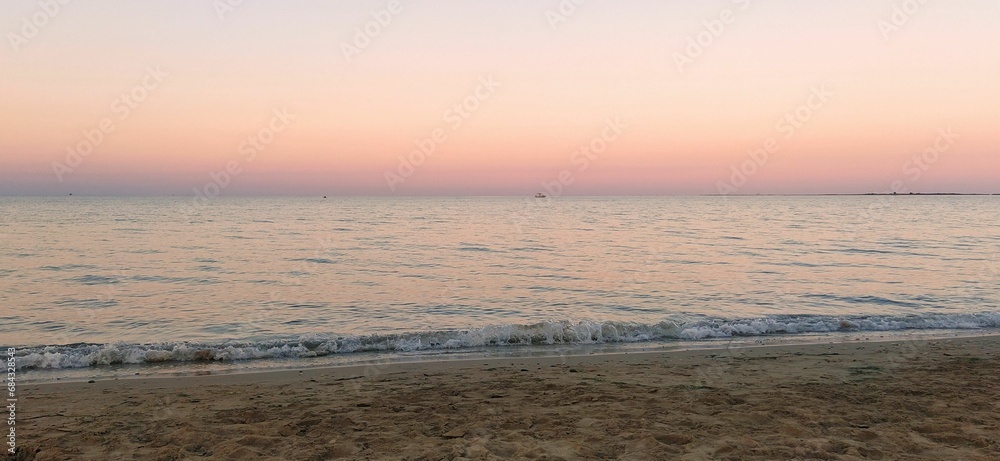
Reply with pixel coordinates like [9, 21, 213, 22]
[10, 335, 1000, 460]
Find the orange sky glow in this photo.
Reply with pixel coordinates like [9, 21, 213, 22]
[1, 0, 998, 195]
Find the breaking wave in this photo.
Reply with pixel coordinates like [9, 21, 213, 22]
[16, 312, 1000, 370]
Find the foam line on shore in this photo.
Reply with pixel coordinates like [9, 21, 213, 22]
[15, 312, 1000, 370]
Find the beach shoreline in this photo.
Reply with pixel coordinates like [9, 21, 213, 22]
[19, 328, 1000, 386]
[12, 335, 1000, 460]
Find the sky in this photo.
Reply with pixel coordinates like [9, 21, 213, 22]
[1, 0, 998, 195]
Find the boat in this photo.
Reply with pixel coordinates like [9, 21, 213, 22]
[534, 193, 547, 198]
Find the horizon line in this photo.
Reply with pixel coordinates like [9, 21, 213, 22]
[2, 193, 998, 198]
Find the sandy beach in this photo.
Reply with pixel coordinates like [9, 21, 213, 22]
[10, 335, 1000, 460]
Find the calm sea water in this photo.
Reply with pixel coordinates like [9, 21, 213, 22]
[2, 196, 999, 378]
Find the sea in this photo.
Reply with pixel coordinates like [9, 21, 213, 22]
[2, 196, 999, 382]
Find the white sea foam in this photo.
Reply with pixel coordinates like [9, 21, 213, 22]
[15, 313, 1000, 370]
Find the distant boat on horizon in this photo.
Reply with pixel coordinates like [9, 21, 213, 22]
[534, 193, 547, 198]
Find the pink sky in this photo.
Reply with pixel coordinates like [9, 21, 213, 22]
[1, 0, 998, 195]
